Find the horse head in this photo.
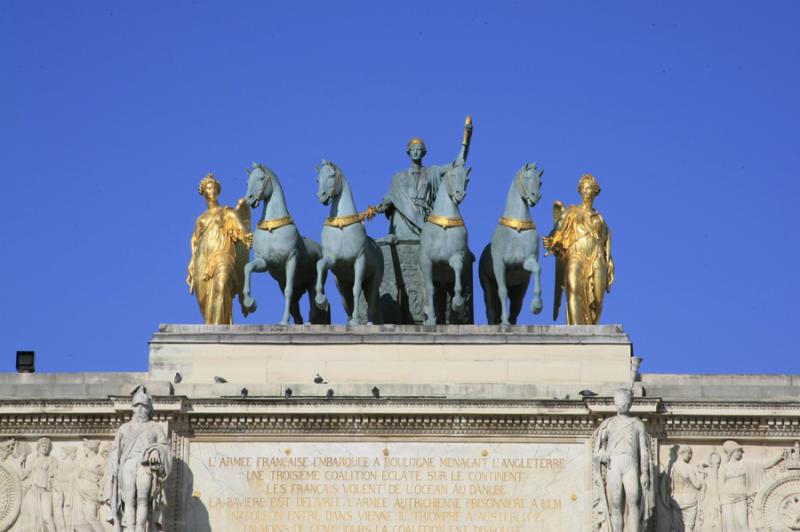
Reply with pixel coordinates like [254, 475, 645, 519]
[516, 162, 543, 207]
[443, 163, 471, 205]
[315, 159, 342, 206]
[246, 162, 277, 208]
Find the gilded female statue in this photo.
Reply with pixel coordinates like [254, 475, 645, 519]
[187, 173, 253, 324]
[542, 173, 614, 325]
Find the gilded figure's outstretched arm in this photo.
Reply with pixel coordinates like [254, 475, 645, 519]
[225, 208, 251, 247]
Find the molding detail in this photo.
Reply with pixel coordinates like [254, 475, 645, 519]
[185, 413, 600, 437]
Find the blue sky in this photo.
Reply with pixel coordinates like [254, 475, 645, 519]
[2, 2, 799, 374]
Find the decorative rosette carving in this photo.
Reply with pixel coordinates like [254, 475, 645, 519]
[0, 462, 21, 531]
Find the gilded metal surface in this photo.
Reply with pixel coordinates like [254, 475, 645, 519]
[324, 213, 363, 229]
[462, 115, 473, 147]
[425, 214, 465, 229]
[256, 215, 293, 232]
[542, 173, 614, 325]
[187, 173, 253, 324]
[498, 216, 536, 232]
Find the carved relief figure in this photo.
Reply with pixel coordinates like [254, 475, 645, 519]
[71, 439, 107, 532]
[106, 387, 172, 532]
[593, 388, 654, 532]
[187, 173, 253, 324]
[20, 437, 58, 532]
[543, 173, 614, 324]
[53, 446, 79, 530]
[662, 445, 704, 532]
[701, 450, 723, 532]
[718, 440, 786, 532]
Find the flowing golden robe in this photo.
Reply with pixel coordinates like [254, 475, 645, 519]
[187, 202, 250, 324]
[548, 205, 613, 325]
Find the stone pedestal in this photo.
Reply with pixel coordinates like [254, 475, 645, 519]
[149, 324, 635, 399]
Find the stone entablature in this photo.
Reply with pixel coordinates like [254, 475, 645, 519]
[1, 325, 798, 531]
[2, 395, 800, 531]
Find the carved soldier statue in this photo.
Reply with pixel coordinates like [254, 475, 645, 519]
[593, 388, 655, 532]
[106, 386, 172, 532]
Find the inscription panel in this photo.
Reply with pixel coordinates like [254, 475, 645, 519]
[188, 441, 586, 531]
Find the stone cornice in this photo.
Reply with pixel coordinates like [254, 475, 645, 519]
[1, 397, 799, 439]
[151, 323, 630, 345]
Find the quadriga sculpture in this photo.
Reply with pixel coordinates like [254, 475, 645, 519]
[242, 163, 330, 325]
[419, 163, 472, 325]
[478, 162, 544, 325]
[314, 160, 384, 325]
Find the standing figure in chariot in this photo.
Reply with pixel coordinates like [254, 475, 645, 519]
[372, 116, 473, 240]
[367, 117, 475, 324]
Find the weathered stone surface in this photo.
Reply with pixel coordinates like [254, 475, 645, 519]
[148, 325, 635, 395]
[187, 440, 585, 530]
[1, 325, 800, 532]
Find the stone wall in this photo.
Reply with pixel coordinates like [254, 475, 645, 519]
[0, 325, 798, 531]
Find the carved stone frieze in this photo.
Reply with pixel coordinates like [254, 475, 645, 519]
[186, 413, 600, 436]
[0, 440, 21, 532]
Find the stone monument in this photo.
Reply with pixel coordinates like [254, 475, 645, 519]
[2, 118, 800, 532]
[593, 388, 656, 532]
[106, 386, 172, 532]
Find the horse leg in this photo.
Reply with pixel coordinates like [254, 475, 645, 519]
[349, 252, 366, 326]
[365, 272, 381, 325]
[480, 268, 500, 325]
[420, 251, 436, 326]
[243, 257, 267, 313]
[491, 253, 510, 325]
[315, 256, 331, 311]
[290, 293, 303, 324]
[508, 282, 528, 325]
[524, 253, 543, 315]
[280, 252, 298, 325]
[449, 253, 466, 316]
[307, 285, 330, 324]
